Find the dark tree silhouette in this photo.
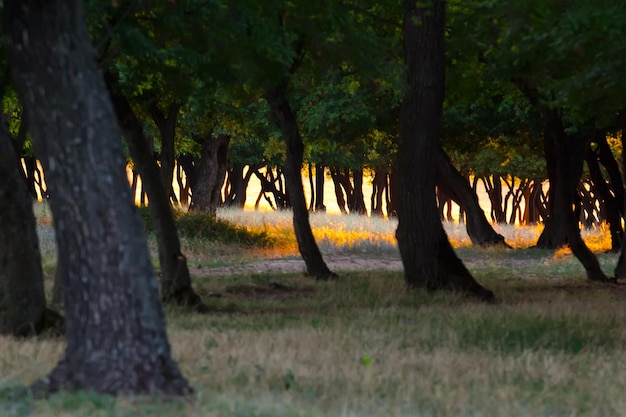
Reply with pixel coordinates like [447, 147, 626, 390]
[0, 115, 56, 336]
[105, 74, 208, 312]
[265, 78, 336, 279]
[3, 0, 191, 396]
[395, 0, 493, 300]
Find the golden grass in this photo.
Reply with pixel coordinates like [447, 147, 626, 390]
[217, 207, 614, 256]
[11, 204, 623, 416]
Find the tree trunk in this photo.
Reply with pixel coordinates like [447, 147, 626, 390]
[330, 167, 348, 214]
[189, 134, 230, 213]
[535, 110, 607, 281]
[351, 168, 367, 215]
[264, 82, 335, 279]
[105, 74, 208, 312]
[615, 126, 626, 278]
[149, 102, 180, 206]
[3, 0, 191, 395]
[586, 143, 622, 251]
[371, 168, 388, 217]
[397, 0, 493, 300]
[0, 117, 55, 336]
[435, 147, 509, 247]
[224, 163, 256, 208]
[315, 163, 326, 212]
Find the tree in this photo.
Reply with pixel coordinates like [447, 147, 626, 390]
[396, 0, 493, 300]
[2, 0, 190, 395]
[105, 72, 208, 312]
[0, 114, 52, 336]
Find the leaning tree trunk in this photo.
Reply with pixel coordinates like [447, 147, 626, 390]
[105, 75, 208, 312]
[435, 146, 509, 247]
[189, 134, 230, 213]
[0, 116, 54, 336]
[586, 141, 622, 252]
[264, 81, 335, 279]
[396, 0, 493, 300]
[3, 0, 191, 396]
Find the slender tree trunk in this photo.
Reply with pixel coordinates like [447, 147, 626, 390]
[351, 168, 367, 215]
[264, 82, 335, 279]
[149, 102, 180, 206]
[3, 0, 191, 395]
[330, 167, 348, 214]
[315, 163, 326, 212]
[615, 126, 626, 278]
[189, 134, 230, 213]
[586, 143, 622, 251]
[105, 75, 208, 312]
[397, 0, 493, 300]
[435, 147, 509, 247]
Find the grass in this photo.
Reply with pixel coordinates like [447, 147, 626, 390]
[4, 203, 626, 416]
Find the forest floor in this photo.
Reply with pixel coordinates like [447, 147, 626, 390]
[192, 254, 404, 276]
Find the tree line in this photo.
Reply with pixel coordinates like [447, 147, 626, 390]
[1, 0, 625, 398]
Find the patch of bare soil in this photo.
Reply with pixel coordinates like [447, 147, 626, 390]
[193, 255, 404, 277]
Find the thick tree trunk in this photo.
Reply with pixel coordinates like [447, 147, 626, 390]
[264, 82, 335, 279]
[189, 134, 229, 213]
[0, 117, 54, 336]
[105, 75, 207, 312]
[3, 0, 191, 396]
[397, 0, 493, 300]
[224, 164, 256, 208]
[435, 147, 509, 247]
[535, 111, 607, 281]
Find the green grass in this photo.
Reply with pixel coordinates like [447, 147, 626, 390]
[7, 203, 626, 416]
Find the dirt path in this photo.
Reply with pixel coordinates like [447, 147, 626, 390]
[193, 255, 404, 277]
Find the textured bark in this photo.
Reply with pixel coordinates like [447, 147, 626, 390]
[189, 134, 229, 213]
[106, 75, 207, 312]
[435, 147, 509, 247]
[3, 0, 190, 396]
[0, 117, 49, 336]
[396, 0, 493, 300]
[264, 82, 335, 279]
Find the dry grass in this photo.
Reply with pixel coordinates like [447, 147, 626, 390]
[3, 204, 623, 416]
[2, 273, 626, 416]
